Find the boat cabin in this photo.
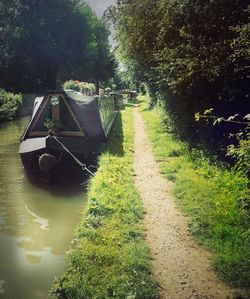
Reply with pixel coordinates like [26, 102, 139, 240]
[27, 93, 85, 138]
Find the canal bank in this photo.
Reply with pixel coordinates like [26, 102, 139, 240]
[52, 105, 157, 298]
[0, 117, 87, 299]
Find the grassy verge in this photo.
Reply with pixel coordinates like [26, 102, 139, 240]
[139, 96, 250, 289]
[51, 106, 157, 298]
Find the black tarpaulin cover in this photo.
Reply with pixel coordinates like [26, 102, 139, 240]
[64, 90, 106, 141]
[24, 89, 116, 142]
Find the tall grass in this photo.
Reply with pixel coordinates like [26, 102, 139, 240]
[51, 105, 157, 298]
[140, 97, 250, 289]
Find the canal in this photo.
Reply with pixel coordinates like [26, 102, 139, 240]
[0, 117, 87, 299]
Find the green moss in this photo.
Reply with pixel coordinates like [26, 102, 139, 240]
[140, 97, 250, 289]
[51, 106, 157, 298]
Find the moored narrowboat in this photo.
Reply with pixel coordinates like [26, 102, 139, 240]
[19, 88, 118, 182]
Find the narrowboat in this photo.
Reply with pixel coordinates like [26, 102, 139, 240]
[19, 88, 119, 182]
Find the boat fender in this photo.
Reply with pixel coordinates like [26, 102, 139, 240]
[39, 153, 57, 171]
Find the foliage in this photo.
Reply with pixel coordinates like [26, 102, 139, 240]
[78, 81, 96, 94]
[195, 109, 250, 174]
[0, 0, 115, 93]
[227, 131, 250, 174]
[195, 109, 250, 127]
[91, 19, 116, 94]
[51, 105, 157, 298]
[0, 88, 22, 121]
[140, 96, 250, 289]
[63, 80, 81, 92]
[43, 118, 63, 131]
[109, 0, 250, 152]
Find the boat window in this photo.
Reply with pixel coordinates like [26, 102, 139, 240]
[31, 99, 52, 132]
[28, 94, 84, 137]
[60, 97, 79, 132]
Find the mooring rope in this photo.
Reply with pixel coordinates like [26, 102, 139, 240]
[49, 133, 95, 177]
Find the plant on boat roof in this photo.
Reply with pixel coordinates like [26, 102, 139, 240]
[63, 80, 80, 92]
[43, 118, 63, 130]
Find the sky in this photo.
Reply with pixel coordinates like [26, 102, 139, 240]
[86, 0, 116, 17]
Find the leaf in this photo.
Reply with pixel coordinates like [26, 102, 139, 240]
[213, 117, 224, 126]
[194, 112, 200, 122]
[243, 114, 250, 120]
[204, 108, 214, 115]
[227, 114, 239, 121]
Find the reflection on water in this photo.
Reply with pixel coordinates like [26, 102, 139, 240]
[0, 117, 87, 299]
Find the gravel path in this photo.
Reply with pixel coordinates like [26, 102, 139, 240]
[133, 108, 239, 299]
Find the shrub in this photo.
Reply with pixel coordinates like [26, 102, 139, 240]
[0, 88, 22, 121]
[112, 0, 249, 153]
[63, 80, 80, 92]
[227, 130, 250, 175]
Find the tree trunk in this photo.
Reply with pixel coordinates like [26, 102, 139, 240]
[46, 61, 58, 91]
[95, 78, 100, 95]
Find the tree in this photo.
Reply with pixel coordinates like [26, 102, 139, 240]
[92, 19, 115, 94]
[0, 0, 115, 93]
[111, 0, 250, 150]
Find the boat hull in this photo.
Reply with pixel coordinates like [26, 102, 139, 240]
[19, 90, 119, 183]
[19, 136, 103, 183]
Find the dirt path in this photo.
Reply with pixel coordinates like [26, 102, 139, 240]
[133, 108, 238, 299]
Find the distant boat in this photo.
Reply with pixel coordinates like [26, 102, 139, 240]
[19, 88, 123, 182]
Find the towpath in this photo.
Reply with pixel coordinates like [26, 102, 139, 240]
[133, 107, 239, 299]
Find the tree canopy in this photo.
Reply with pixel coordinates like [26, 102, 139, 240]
[110, 0, 249, 149]
[0, 0, 114, 92]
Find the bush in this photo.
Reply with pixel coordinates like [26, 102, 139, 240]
[227, 130, 250, 175]
[0, 88, 22, 121]
[63, 80, 80, 92]
[113, 0, 249, 153]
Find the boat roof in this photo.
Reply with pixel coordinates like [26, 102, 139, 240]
[49, 89, 95, 103]
[22, 90, 107, 141]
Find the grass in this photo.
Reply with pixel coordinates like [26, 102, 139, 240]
[51, 105, 157, 298]
[139, 96, 250, 290]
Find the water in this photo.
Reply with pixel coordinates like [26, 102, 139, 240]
[0, 117, 87, 299]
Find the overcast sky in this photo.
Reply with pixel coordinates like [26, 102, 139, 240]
[86, 0, 116, 17]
